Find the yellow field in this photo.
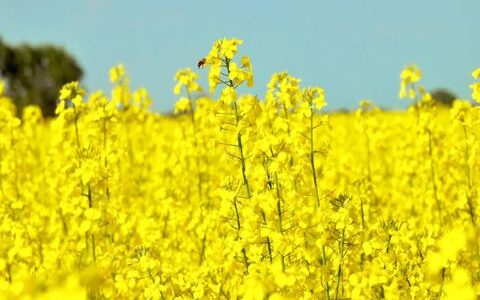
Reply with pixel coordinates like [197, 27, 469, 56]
[0, 38, 479, 299]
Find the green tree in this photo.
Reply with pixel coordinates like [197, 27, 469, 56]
[431, 88, 457, 107]
[0, 38, 83, 117]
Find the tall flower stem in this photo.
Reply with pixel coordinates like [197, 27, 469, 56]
[73, 104, 96, 262]
[462, 124, 475, 225]
[427, 129, 441, 224]
[309, 104, 321, 207]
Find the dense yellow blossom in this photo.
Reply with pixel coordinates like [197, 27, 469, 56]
[0, 40, 479, 299]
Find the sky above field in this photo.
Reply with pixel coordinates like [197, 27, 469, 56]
[0, 0, 478, 112]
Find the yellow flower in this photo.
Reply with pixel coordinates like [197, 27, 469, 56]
[208, 64, 221, 93]
[399, 64, 422, 100]
[219, 86, 237, 105]
[220, 38, 243, 59]
[469, 82, 480, 103]
[59, 81, 85, 102]
[174, 68, 202, 95]
[400, 64, 422, 84]
[174, 97, 192, 114]
[109, 64, 125, 84]
[471, 67, 480, 80]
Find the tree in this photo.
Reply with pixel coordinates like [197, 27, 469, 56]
[430, 88, 457, 107]
[0, 38, 83, 117]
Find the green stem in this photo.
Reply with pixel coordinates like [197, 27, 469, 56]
[463, 125, 475, 225]
[438, 267, 446, 299]
[334, 229, 345, 300]
[199, 234, 206, 265]
[87, 183, 96, 262]
[262, 163, 275, 264]
[102, 111, 110, 201]
[224, 56, 251, 273]
[275, 173, 283, 233]
[73, 106, 81, 148]
[233, 197, 241, 230]
[266, 236, 273, 263]
[225, 57, 251, 199]
[309, 105, 321, 207]
[73, 104, 96, 263]
[427, 130, 441, 224]
[322, 246, 331, 300]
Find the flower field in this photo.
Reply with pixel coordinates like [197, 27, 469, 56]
[0, 38, 480, 299]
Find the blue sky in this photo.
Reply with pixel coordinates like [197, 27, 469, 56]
[0, 1, 478, 112]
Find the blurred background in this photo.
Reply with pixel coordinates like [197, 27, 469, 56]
[0, 0, 478, 116]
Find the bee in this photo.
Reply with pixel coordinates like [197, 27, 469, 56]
[197, 58, 206, 68]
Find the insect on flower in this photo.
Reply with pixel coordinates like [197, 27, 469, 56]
[197, 58, 206, 68]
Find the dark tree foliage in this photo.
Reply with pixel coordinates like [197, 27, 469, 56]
[0, 38, 83, 117]
[431, 88, 457, 107]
